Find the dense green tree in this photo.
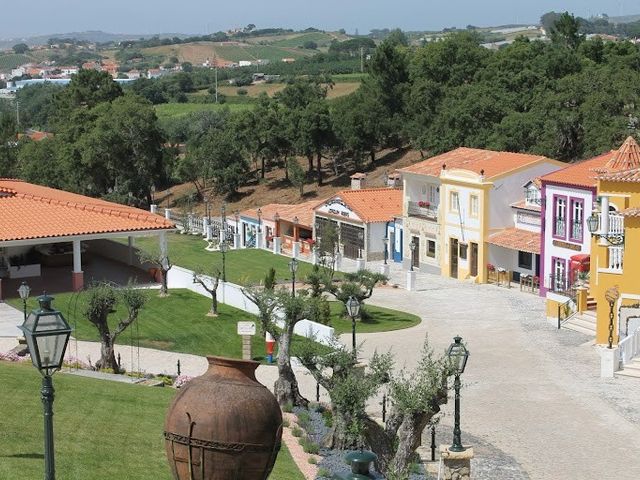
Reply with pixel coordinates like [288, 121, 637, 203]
[55, 69, 123, 113]
[550, 12, 584, 49]
[12, 43, 29, 54]
[0, 112, 18, 177]
[15, 83, 62, 131]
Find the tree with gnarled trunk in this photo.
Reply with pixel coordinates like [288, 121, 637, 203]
[138, 244, 172, 296]
[298, 336, 452, 479]
[192, 267, 221, 316]
[243, 287, 319, 408]
[83, 282, 147, 373]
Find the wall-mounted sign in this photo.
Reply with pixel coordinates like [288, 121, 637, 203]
[552, 240, 581, 251]
[317, 198, 361, 222]
[237, 321, 256, 336]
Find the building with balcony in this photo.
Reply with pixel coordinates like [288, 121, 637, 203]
[399, 148, 563, 281]
[588, 163, 640, 373]
[540, 137, 640, 321]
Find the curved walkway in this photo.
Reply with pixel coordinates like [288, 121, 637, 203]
[344, 273, 640, 480]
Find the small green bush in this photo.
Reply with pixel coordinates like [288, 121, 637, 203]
[317, 467, 332, 478]
[237, 88, 248, 96]
[282, 402, 293, 413]
[282, 418, 290, 428]
[292, 426, 303, 437]
[307, 456, 317, 465]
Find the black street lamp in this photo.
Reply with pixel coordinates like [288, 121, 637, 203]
[447, 336, 470, 453]
[20, 294, 72, 480]
[587, 210, 624, 245]
[409, 240, 417, 271]
[234, 210, 240, 236]
[605, 286, 620, 349]
[345, 296, 361, 360]
[257, 208, 262, 233]
[220, 240, 228, 282]
[18, 281, 31, 321]
[289, 258, 298, 297]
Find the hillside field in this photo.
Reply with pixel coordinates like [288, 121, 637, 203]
[0, 53, 34, 71]
[141, 41, 312, 65]
[216, 81, 360, 99]
[154, 102, 252, 120]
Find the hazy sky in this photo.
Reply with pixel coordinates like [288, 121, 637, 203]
[3, 0, 640, 38]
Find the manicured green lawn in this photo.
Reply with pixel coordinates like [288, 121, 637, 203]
[9, 289, 330, 362]
[0, 362, 303, 480]
[329, 302, 422, 334]
[131, 233, 322, 286]
[9, 289, 275, 361]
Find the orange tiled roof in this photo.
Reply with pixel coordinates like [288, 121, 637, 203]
[621, 207, 640, 218]
[510, 200, 541, 212]
[241, 203, 290, 223]
[17, 131, 54, 142]
[540, 152, 615, 188]
[599, 136, 640, 171]
[597, 167, 640, 183]
[241, 200, 327, 228]
[487, 227, 541, 254]
[0, 179, 174, 242]
[398, 147, 552, 179]
[318, 188, 402, 223]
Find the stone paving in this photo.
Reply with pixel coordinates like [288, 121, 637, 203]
[3, 259, 640, 479]
[351, 264, 640, 480]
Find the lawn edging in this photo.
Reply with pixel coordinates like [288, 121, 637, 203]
[167, 265, 336, 345]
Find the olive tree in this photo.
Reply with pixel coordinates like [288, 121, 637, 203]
[138, 244, 172, 296]
[244, 287, 322, 407]
[83, 282, 147, 373]
[298, 336, 452, 479]
[192, 266, 221, 316]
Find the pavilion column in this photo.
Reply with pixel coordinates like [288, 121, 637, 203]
[127, 236, 134, 266]
[159, 232, 168, 268]
[71, 240, 83, 291]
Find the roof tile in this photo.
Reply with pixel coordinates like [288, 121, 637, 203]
[0, 179, 174, 242]
[398, 147, 551, 179]
[487, 227, 541, 254]
[318, 188, 402, 223]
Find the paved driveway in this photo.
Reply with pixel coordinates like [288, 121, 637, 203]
[349, 271, 640, 480]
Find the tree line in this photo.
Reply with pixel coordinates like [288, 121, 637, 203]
[3, 13, 640, 207]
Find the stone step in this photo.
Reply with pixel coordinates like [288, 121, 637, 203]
[562, 322, 596, 336]
[616, 368, 640, 379]
[581, 310, 597, 319]
[621, 360, 640, 372]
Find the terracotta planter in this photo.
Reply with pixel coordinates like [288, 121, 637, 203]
[164, 356, 282, 480]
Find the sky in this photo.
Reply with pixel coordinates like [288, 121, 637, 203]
[3, 0, 640, 38]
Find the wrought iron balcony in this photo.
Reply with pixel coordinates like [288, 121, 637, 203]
[408, 201, 439, 221]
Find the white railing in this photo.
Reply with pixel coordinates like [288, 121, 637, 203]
[407, 201, 439, 220]
[608, 245, 624, 271]
[598, 212, 625, 235]
[619, 327, 640, 365]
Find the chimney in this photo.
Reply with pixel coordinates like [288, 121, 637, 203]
[350, 172, 367, 190]
[387, 172, 402, 188]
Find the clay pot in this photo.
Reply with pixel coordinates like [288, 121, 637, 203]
[164, 356, 282, 480]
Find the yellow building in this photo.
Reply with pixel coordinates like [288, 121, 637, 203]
[588, 163, 640, 375]
[398, 148, 563, 282]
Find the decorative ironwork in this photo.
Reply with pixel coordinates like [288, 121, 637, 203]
[606, 286, 620, 349]
[165, 412, 282, 480]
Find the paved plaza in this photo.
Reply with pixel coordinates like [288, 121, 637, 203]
[2, 262, 640, 479]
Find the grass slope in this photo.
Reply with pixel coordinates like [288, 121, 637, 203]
[0, 362, 303, 480]
[0, 53, 34, 70]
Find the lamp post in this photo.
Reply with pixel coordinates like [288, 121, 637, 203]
[274, 212, 280, 236]
[234, 210, 240, 234]
[18, 281, 30, 321]
[587, 210, 624, 245]
[345, 296, 361, 360]
[409, 240, 417, 271]
[257, 208, 262, 233]
[20, 294, 72, 480]
[605, 286, 620, 349]
[289, 258, 298, 297]
[447, 336, 470, 453]
[220, 240, 228, 282]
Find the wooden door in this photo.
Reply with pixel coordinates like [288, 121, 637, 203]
[450, 238, 459, 279]
[470, 242, 478, 277]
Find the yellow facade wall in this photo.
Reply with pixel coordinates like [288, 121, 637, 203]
[590, 180, 640, 345]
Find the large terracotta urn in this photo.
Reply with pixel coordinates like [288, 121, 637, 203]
[164, 356, 282, 480]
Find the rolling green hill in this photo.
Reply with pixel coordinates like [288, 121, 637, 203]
[0, 53, 34, 71]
